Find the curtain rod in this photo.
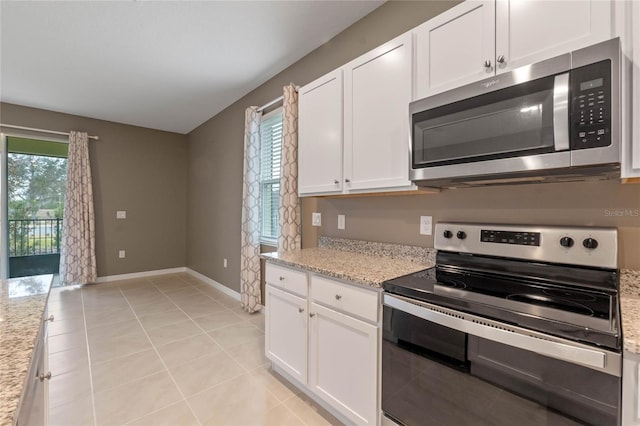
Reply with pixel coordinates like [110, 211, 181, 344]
[0, 124, 100, 140]
[257, 96, 283, 112]
[257, 85, 300, 112]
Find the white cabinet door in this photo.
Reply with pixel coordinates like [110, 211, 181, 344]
[623, 0, 640, 179]
[415, 0, 495, 99]
[265, 285, 308, 385]
[344, 32, 415, 192]
[622, 351, 640, 425]
[495, 0, 612, 74]
[308, 302, 378, 425]
[298, 69, 344, 195]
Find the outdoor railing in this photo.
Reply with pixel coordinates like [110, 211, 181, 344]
[8, 218, 62, 257]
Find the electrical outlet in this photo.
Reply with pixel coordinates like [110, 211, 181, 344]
[116, 211, 126, 219]
[420, 216, 433, 236]
[312, 212, 322, 227]
[223, 258, 228, 268]
[118, 250, 126, 259]
[337, 214, 345, 230]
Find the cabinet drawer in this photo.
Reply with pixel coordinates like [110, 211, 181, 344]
[310, 275, 378, 323]
[265, 263, 308, 297]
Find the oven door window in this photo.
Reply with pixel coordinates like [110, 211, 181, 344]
[412, 75, 557, 168]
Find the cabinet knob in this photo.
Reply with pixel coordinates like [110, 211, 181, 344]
[335, 294, 342, 300]
[38, 372, 52, 382]
[497, 55, 506, 64]
[309, 313, 316, 317]
[345, 179, 351, 183]
[334, 179, 339, 185]
[279, 276, 285, 281]
[44, 314, 54, 323]
[483, 60, 492, 69]
[298, 307, 305, 313]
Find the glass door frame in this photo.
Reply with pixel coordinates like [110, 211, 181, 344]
[1, 133, 8, 279]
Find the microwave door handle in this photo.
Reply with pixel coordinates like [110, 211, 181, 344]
[553, 73, 570, 151]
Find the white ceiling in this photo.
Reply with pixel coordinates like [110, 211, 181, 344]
[0, 1, 383, 134]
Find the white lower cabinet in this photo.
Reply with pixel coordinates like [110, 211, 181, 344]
[265, 284, 308, 385]
[16, 308, 50, 426]
[623, 350, 640, 426]
[308, 302, 378, 425]
[265, 263, 380, 425]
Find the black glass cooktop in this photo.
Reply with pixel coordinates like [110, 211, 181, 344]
[383, 252, 621, 350]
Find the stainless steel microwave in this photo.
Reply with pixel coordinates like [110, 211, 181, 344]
[410, 38, 621, 187]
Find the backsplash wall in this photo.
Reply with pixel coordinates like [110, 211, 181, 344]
[302, 180, 640, 269]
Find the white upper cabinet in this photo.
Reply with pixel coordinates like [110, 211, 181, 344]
[415, 0, 613, 98]
[623, 0, 640, 179]
[298, 69, 344, 195]
[415, 1, 495, 99]
[344, 33, 415, 192]
[495, 0, 612, 73]
[299, 32, 416, 196]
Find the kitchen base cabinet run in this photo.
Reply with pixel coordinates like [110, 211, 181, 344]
[264, 262, 381, 425]
[15, 308, 50, 426]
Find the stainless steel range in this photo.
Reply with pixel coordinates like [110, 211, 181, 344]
[382, 223, 622, 426]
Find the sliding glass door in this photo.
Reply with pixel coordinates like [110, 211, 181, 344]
[1, 134, 68, 279]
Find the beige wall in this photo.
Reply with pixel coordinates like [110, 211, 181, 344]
[186, 1, 459, 292]
[1, 102, 188, 277]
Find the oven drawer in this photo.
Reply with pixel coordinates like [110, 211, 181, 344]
[310, 275, 378, 322]
[265, 263, 308, 297]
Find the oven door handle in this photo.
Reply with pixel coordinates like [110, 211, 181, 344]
[383, 294, 620, 376]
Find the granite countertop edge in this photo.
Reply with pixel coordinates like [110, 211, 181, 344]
[0, 276, 52, 426]
[620, 269, 640, 355]
[261, 247, 432, 288]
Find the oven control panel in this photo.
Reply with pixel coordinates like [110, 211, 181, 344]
[435, 223, 618, 269]
[480, 230, 540, 246]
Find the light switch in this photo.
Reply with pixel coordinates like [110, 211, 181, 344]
[118, 250, 126, 259]
[312, 212, 322, 227]
[116, 211, 127, 219]
[337, 214, 345, 230]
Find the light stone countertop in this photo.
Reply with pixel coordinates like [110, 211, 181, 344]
[0, 275, 52, 426]
[262, 247, 434, 288]
[620, 269, 640, 355]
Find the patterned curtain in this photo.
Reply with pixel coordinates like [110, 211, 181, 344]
[278, 84, 301, 251]
[240, 107, 263, 313]
[59, 131, 97, 286]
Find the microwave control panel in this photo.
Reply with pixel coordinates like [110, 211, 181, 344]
[570, 60, 611, 150]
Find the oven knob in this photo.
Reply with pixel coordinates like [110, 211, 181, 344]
[583, 238, 599, 250]
[456, 231, 467, 240]
[443, 230, 453, 239]
[560, 237, 574, 248]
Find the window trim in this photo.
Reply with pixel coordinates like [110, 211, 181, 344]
[259, 107, 283, 247]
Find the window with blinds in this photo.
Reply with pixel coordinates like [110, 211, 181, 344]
[259, 108, 283, 245]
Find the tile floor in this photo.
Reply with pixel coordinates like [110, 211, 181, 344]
[46, 273, 340, 426]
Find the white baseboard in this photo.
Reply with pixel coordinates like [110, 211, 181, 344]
[94, 267, 187, 283]
[185, 268, 241, 301]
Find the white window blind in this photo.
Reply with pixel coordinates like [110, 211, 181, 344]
[259, 108, 283, 245]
